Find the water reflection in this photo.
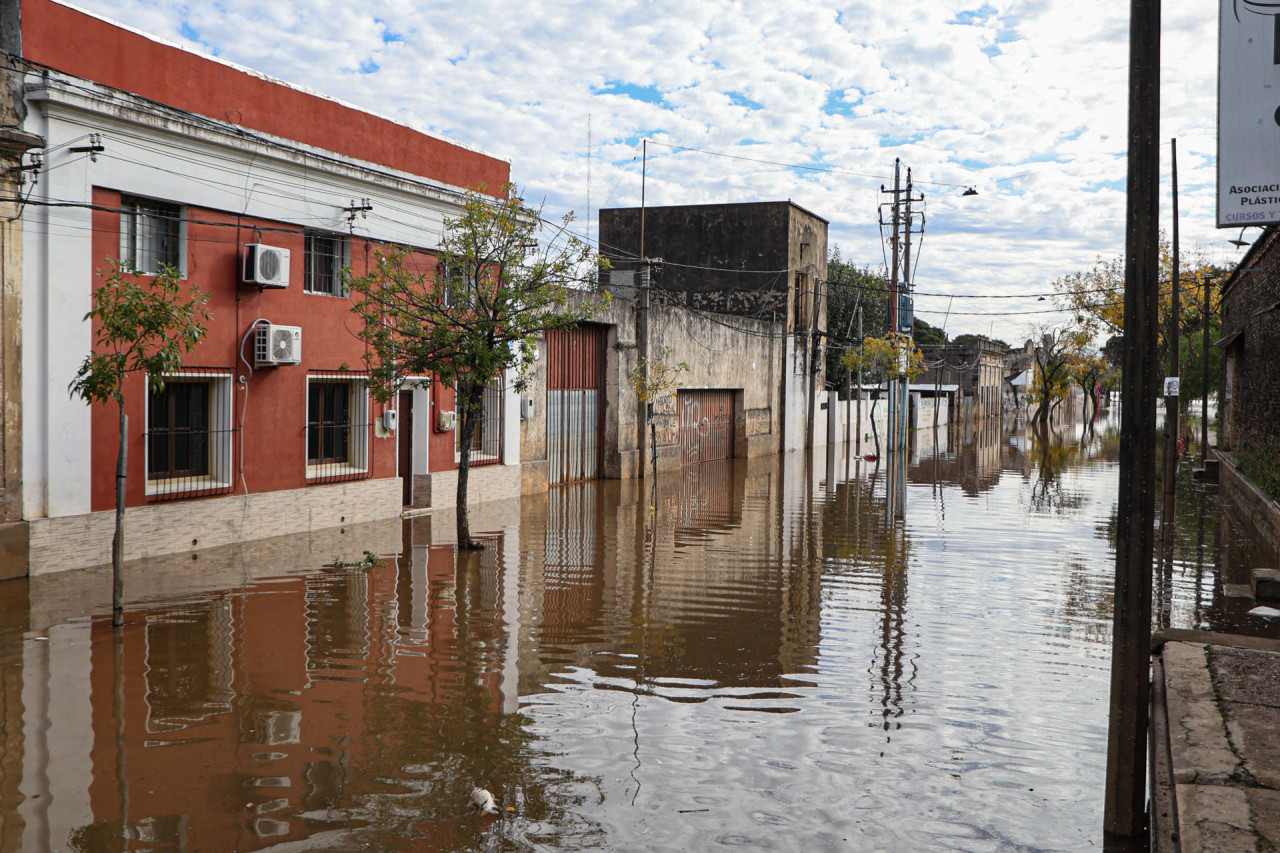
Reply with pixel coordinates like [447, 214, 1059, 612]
[3, 413, 1279, 851]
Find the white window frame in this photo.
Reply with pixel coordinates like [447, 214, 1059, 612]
[305, 374, 371, 479]
[143, 371, 234, 497]
[120, 195, 187, 276]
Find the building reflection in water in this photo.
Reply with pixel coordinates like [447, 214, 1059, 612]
[9, 408, 1279, 852]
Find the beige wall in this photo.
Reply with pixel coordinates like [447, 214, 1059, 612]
[27, 478, 401, 575]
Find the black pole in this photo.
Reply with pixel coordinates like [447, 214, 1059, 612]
[1159, 137, 1180, 627]
[1104, 0, 1160, 837]
[1200, 272, 1211, 466]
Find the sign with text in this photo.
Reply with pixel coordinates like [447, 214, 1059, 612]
[1219, 0, 1280, 227]
[1164, 376, 1181, 397]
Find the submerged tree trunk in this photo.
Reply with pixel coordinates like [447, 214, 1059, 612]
[455, 382, 483, 551]
[113, 403, 126, 628]
[869, 393, 881, 458]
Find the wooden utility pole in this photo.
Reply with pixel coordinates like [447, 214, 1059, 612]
[901, 169, 915, 450]
[1161, 137, 1180, 552]
[856, 306, 864, 461]
[883, 159, 902, 453]
[1200, 273, 1211, 465]
[1104, 0, 1161, 837]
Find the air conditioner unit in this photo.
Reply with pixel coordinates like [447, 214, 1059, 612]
[244, 244, 291, 288]
[437, 410, 456, 432]
[254, 324, 302, 366]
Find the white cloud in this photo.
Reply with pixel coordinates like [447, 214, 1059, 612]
[66, 0, 1241, 342]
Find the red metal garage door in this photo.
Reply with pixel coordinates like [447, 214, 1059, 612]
[546, 325, 606, 483]
[678, 389, 735, 465]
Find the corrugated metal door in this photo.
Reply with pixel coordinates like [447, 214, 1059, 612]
[547, 325, 605, 484]
[678, 389, 735, 465]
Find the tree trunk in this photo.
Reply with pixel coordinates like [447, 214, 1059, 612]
[112, 404, 127, 628]
[455, 382, 483, 550]
[869, 394, 881, 457]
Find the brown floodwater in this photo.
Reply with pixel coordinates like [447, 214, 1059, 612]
[1, 413, 1275, 852]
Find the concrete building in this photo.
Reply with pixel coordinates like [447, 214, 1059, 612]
[1217, 225, 1280, 540]
[0, 1, 45, 580]
[597, 201, 829, 455]
[4, 0, 515, 575]
[917, 339, 1009, 421]
[517, 293, 787, 491]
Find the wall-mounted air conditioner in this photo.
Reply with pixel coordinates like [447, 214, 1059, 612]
[254, 324, 302, 366]
[437, 410, 456, 432]
[243, 244, 291, 288]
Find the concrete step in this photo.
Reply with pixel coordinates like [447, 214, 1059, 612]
[1252, 568, 1280, 602]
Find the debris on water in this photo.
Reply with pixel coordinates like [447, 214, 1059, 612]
[470, 785, 499, 814]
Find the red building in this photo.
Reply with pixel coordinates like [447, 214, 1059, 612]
[11, 0, 515, 574]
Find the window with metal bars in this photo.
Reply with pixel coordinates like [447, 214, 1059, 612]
[121, 196, 183, 274]
[455, 378, 504, 466]
[306, 375, 371, 481]
[145, 372, 235, 500]
[304, 231, 349, 296]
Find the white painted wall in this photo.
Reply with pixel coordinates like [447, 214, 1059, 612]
[20, 621, 95, 853]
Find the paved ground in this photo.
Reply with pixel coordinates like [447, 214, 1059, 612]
[1152, 630, 1280, 852]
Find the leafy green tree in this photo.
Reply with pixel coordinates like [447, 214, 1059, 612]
[1051, 236, 1221, 380]
[1026, 321, 1089, 431]
[347, 185, 607, 549]
[825, 248, 888, 386]
[1067, 348, 1109, 424]
[912, 317, 947, 347]
[69, 261, 210, 627]
[840, 333, 925, 455]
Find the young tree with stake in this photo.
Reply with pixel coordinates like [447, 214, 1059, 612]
[69, 261, 210, 627]
[346, 185, 607, 550]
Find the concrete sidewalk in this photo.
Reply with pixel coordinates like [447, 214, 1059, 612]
[1151, 630, 1280, 852]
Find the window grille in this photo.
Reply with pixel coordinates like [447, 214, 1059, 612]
[144, 370, 236, 500]
[122, 196, 182, 274]
[304, 231, 349, 296]
[455, 378, 504, 466]
[306, 373, 372, 482]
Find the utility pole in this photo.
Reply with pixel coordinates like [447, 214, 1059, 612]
[844, 296, 860, 452]
[638, 257, 651, 478]
[856, 306, 864, 462]
[882, 159, 902, 454]
[1105, 0, 1161, 837]
[901, 168, 915, 451]
[1200, 272, 1211, 466]
[1161, 137, 1180, 557]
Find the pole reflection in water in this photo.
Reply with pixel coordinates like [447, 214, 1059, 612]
[5, 411, 1280, 852]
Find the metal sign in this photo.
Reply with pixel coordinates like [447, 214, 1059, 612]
[1218, 0, 1280, 227]
[1164, 376, 1181, 397]
[898, 293, 914, 334]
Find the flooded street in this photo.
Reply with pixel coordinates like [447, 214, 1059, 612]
[2, 415, 1276, 852]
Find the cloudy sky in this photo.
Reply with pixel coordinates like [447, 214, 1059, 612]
[73, 0, 1241, 342]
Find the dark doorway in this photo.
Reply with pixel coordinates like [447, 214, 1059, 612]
[398, 390, 414, 506]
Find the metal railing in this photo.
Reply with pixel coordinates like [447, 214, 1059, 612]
[144, 425, 238, 501]
[306, 421, 373, 483]
[455, 381, 503, 467]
